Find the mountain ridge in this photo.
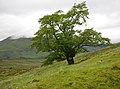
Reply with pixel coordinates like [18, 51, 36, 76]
[0, 36, 106, 60]
[0, 37, 48, 59]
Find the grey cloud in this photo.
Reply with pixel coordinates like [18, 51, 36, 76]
[0, 0, 120, 43]
[97, 12, 120, 30]
[0, 14, 29, 38]
[99, 27, 120, 43]
[1, 0, 119, 15]
[0, 0, 78, 15]
[87, 0, 120, 14]
[99, 20, 120, 30]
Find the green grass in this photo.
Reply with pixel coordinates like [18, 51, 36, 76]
[0, 59, 43, 81]
[0, 43, 120, 89]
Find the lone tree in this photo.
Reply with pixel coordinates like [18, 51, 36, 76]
[32, 1, 110, 65]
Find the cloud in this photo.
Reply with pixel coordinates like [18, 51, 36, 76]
[100, 27, 120, 43]
[0, 11, 54, 40]
[0, 14, 27, 35]
[88, 12, 120, 29]
[0, 14, 36, 39]
[1, 0, 120, 15]
[87, 12, 120, 43]
[0, 0, 78, 15]
[87, 0, 120, 14]
[0, 0, 120, 43]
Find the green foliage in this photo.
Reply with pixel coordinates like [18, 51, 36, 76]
[43, 51, 66, 65]
[32, 1, 110, 64]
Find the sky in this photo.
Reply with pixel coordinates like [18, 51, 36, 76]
[0, 0, 120, 43]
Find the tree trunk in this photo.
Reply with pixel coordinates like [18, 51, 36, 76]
[67, 57, 74, 65]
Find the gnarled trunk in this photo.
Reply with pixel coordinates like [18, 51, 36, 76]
[67, 57, 74, 65]
[65, 48, 75, 65]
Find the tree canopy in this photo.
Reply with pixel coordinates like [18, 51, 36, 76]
[32, 1, 110, 65]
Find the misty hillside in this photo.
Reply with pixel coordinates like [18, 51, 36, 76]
[0, 37, 48, 59]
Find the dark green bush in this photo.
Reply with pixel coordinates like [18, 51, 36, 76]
[42, 51, 66, 66]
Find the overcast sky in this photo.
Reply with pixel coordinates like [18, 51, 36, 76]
[0, 0, 120, 43]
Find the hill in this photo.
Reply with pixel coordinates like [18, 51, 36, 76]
[0, 42, 120, 89]
[0, 36, 105, 60]
[0, 37, 48, 59]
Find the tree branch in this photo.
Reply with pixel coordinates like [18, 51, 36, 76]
[55, 22, 66, 34]
[49, 24, 59, 41]
[73, 38, 86, 49]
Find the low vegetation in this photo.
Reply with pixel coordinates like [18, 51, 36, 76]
[0, 43, 120, 89]
[0, 59, 42, 81]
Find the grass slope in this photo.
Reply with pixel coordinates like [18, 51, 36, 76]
[0, 43, 120, 89]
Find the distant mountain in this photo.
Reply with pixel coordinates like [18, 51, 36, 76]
[0, 37, 48, 59]
[0, 36, 107, 60]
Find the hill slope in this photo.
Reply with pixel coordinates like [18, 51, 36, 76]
[0, 43, 120, 89]
[0, 37, 48, 59]
[0, 37, 104, 60]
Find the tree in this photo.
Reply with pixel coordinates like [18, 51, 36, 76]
[31, 1, 110, 65]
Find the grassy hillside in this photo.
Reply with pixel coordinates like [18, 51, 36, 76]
[0, 37, 48, 59]
[0, 43, 120, 89]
